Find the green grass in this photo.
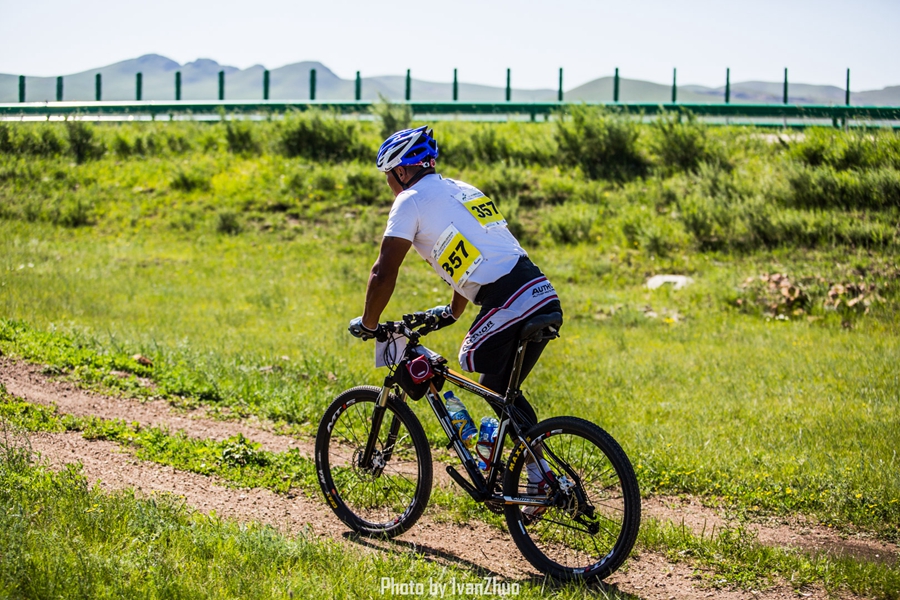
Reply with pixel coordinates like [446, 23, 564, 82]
[1, 117, 899, 595]
[3, 394, 897, 599]
[1, 218, 898, 541]
[4, 420, 629, 600]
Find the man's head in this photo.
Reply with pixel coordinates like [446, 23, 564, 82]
[376, 126, 438, 196]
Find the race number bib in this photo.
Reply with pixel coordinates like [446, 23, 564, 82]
[432, 224, 483, 286]
[454, 190, 507, 229]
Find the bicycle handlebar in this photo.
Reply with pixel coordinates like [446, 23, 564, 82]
[372, 311, 438, 343]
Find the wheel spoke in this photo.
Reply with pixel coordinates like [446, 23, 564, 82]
[316, 389, 432, 537]
[504, 417, 640, 580]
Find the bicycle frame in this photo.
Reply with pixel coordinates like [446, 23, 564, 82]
[360, 324, 554, 510]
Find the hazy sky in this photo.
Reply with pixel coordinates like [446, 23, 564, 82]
[2, 0, 898, 91]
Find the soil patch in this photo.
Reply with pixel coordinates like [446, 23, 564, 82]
[0, 356, 884, 598]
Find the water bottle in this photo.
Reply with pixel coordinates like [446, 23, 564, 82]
[444, 391, 477, 450]
[476, 416, 499, 471]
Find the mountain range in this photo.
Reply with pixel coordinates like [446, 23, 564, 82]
[2, 54, 898, 105]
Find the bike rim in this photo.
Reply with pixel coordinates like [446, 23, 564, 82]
[512, 428, 630, 575]
[325, 399, 425, 529]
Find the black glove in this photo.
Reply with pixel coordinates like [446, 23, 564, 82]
[425, 304, 457, 331]
[348, 317, 379, 340]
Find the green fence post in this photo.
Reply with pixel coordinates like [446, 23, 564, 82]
[310, 68, 316, 100]
[845, 68, 850, 106]
[725, 68, 730, 104]
[453, 69, 458, 101]
[613, 68, 619, 102]
[136, 72, 142, 101]
[783, 68, 788, 104]
[56, 76, 63, 102]
[218, 71, 225, 100]
[506, 68, 511, 102]
[95, 73, 102, 101]
[18, 76, 24, 103]
[175, 71, 181, 100]
[672, 68, 677, 103]
[355, 71, 361, 101]
[558, 67, 563, 102]
[264, 70, 270, 100]
[405, 69, 411, 101]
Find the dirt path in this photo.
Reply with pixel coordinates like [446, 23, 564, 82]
[1, 357, 889, 598]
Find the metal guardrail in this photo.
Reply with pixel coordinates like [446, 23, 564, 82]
[1, 100, 899, 123]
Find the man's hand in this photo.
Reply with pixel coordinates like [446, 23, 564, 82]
[349, 317, 380, 340]
[425, 304, 457, 331]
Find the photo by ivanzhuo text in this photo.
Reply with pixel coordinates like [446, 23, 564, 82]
[380, 577, 520, 597]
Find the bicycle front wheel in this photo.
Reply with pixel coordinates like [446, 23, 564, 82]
[503, 416, 640, 581]
[315, 386, 432, 537]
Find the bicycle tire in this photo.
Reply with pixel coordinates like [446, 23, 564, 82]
[315, 386, 432, 537]
[502, 416, 640, 581]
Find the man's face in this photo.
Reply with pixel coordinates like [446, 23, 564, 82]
[386, 167, 406, 198]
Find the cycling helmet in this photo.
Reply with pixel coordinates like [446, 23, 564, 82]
[376, 125, 439, 172]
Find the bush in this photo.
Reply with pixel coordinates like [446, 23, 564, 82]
[345, 165, 388, 205]
[170, 168, 212, 192]
[650, 112, 723, 173]
[371, 95, 412, 140]
[787, 165, 900, 210]
[224, 120, 261, 155]
[463, 165, 533, 206]
[790, 129, 900, 171]
[215, 210, 242, 235]
[51, 195, 95, 228]
[540, 203, 598, 244]
[439, 122, 556, 168]
[555, 106, 648, 181]
[281, 110, 365, 162]
[66, 121, 105, 163]
[0, 123, 66, 157]
[619, 204, 688, 256]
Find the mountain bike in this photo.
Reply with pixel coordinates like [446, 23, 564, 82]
[315, 310, 640, 581]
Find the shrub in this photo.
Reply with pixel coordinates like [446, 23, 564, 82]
[0, 123, 66, 157]
[66, 121, 105, 163]
[215, 210, 242, 235]
[345, 166, 388, 205]
[464, 165, 533, 206]
[281, 110, 364, 162]
[790, 129, 900, 171]
[371, 95, 412, 140]
[170, 168, 212, 192]
[224, 120, 260, 155]
[650, 111, 723, 173]
[787, 165, 900, 210]
[555, 106, 648, 181]
[540, 203, 598, 244]
[439, 122, 556, 168]
[49, 194, 96, 228]
[619, 205, 688, 256]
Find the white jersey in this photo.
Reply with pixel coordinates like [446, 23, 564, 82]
[383, 174, 526, 303]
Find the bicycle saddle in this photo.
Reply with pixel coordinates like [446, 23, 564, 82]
[519, 312, 563, 342]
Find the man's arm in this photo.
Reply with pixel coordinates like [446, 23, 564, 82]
[361, 236, 412, 329]
[450, 290, 468, 321]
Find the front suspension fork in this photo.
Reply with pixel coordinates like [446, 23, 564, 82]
[359, 385, 401, 476]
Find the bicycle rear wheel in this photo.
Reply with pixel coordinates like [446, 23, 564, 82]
[503, 416, 640, 580]
[315, 386, 432, 537]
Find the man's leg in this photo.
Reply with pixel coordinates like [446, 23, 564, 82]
[478, 336, 551, 427]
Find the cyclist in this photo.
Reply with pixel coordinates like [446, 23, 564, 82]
[348, 125, 562, 502]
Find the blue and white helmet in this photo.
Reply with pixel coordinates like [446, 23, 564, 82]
[375, 125, 439, 172]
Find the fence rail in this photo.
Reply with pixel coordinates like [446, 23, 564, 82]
[1, 100, 899, 123]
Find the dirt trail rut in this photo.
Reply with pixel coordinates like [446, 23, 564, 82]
[2, 357, 890, 599]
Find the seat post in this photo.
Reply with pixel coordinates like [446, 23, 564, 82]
[504, 339, 530, 403]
